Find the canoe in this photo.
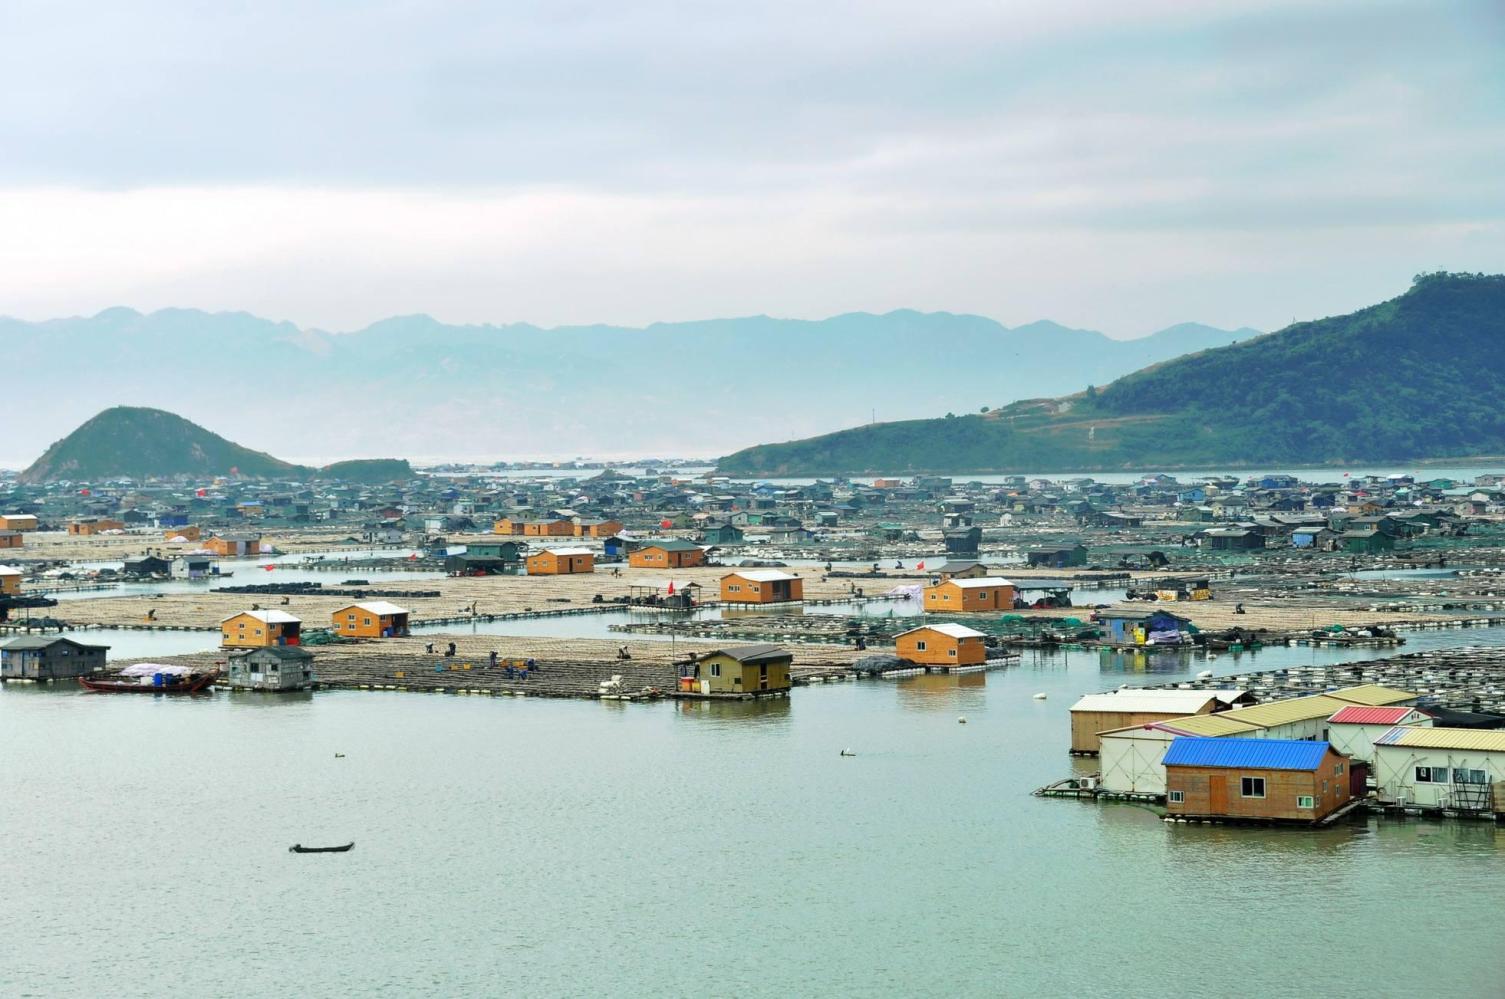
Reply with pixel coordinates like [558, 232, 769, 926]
[79, 670, 218, 694]
[289, 842, 355, 854]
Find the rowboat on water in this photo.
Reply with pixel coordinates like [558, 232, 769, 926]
[79, 665, 218, 694]
[289, 842, 355, 854]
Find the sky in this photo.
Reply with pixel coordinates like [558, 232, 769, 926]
[1, 0, 1502, 338]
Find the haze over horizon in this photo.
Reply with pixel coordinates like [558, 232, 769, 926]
[3, 1, 1502, 336]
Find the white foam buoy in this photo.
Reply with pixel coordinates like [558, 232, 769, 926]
[957, 716, 967, 724]
[840, 748, 855, 757]
[1033, 692, 1047, 700]
[1197, 669, 1213, 679]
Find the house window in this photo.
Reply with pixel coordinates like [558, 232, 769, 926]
[1334, 762, 1344, 775]
[710, 663, 721, 678]
[728, 585, 740, 593]
[948, 648, 957, 657]
[916, 640, 927, 652]
[1240, 777, 1266, 798]
[1454, 768, 1489, 785]
[977, 592, 987, 600]
[363, 618, 372, 626]
[1415, 766, 1449, 784]
[1297, 796, 1315, 809]
[1168, 790, 1184, 803]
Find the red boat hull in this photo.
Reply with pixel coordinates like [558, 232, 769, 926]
[79, 670, 219, 694]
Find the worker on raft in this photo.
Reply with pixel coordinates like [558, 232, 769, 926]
[617, 646, 632, 661]
[445, 642, 456, 657]
[1234, 603, 1246, 615]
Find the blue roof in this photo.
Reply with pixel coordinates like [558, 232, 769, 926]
[1162, 737, 1331, 771]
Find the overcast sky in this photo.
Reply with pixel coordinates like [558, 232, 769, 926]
[1, 0, 1501, 337]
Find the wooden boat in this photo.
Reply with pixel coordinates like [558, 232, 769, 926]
[289, 842, 354, 854]
[79, 670, 219, 694]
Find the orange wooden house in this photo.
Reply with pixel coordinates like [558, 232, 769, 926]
[204, 533, 262, 557]
[0, 566, 21, 595]
[895, 623, 988, 666]
[1164, 738, 1353, 823]
[720, 570, 803, 604]
[331, 601, 411, 638]
[165, 525, 202, 541]
[922, 576, 1015, 613]
[526, 547, 595, 575]
[0, 514, 39, 532]
[574, 519, 624, 538]
[0, 532, 22, 550]
[629, 539, 705, 570]
[68, 518, 124, 536]
[220, 610, 302, 648]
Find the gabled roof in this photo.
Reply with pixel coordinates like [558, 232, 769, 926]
[936, 576, 1013, 589]
[724, 569, 799, 582]
[1223, 694, 1351, 728]
[1375, 726, 1505, 754]
[1, 635, 109, 652]
[1071, 689, 1230, 715]
[696, 644, 793, 665]
[898, 622, 986, 640]
[537, 547, 594, 557]
[639, 538, 701, 552]
[1328, 705, 1417, 726]
[1327, 684, 1416, 706]
[223, 610, 301, 624]
[340, 601, 410, 616]
[1151, 713, 1265, 738]
[1163, 737, 1333, 771]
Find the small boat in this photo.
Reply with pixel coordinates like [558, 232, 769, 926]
[79, 669, 218, 694]
[289, 842, 354, 854]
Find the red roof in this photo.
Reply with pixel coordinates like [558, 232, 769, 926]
[1328, 705, 1414, 725]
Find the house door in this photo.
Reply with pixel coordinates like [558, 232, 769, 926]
[1208, 776, 1227, 813]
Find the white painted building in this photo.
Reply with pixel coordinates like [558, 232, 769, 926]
[1373, 727, 1505, 812]
[1325, 705, 1431, 763]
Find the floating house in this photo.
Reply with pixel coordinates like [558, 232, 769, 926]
[0, 532, 21, 550]
[894, 623, 988, 667]
[331, 601, 411, 638]
[922, 577, 1015, 613]
[526, 547, 595, 575]
[204, 533, 263, 557]
[686, 644, 793, 697]
[0, 635, 109, 681]
[121, 555, 171, 579]
[933, 560, 992, 580]
[629, 539, 705, 569]
[1069, 689, 1253, 754]
[1025, 544, 1088, 568]
[1325, 704, 1431, 762]
[0, 566, 20, 596]
[574, 519, 624, 538]
[227, 646, 315, 691]
[68, 518, 124, 535]
[720, 569, 803, 604]
[1164, 738, 1353, 823]
[0, 514, 38, 532]
[164, 525, 202, 541]
[1372, 727, 1505, 814]
[1094, 609, 1194, 646]
[221, 610, 302, 648]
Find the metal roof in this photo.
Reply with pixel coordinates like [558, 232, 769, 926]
[939, 576, 1014, 589]
[1163, 737, 1333, 771]
[223, 610, 301, 624]
[724, 569, 799, 582]
[1327, 684, 1416, 706]
[1375, 726, 1505, 754]
[898, 623, 987, 640]
[343, 601, 410, 616]
[1328, 705, 1417, 726]
[1151, 713, 1265, 737]
[697, 644, 792, 665]
[1222, 694, 1351, 728]
[0, 635, 109, 652]
[1070, 690, 1228, 715]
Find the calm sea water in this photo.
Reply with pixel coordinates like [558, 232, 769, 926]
[4, 646, 1504, 998]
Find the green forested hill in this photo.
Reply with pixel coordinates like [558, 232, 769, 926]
[718, 273, 1505, 475]
[20, 407, 413, 482]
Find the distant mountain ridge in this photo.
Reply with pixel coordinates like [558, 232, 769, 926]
[20, 407, 413, 483]
[717, 273, 1505, 475]
[0, 308, 1256, 465]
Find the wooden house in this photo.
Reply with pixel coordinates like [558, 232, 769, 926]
[1069, 688, 1253, 754]
[720, 569, 803, 604]
[0, 532, 21, 550]
[629, 539, 705, 569]
[895, 623, 987, 667]
[227, 646, 315, 691]
[204, 533, 263, 557]
[68, 518, 124, 535]
[0, 514, 38, 532]
[922, 576, 1015, 613]
[221, 610, 302, 648]
[933, 560, 991, 580]
[686, 644, 792, 697]
[164, 525, 202, 541]
[121, 555, 171, 579]
[0, 565, 21, 595]
[574, 519, 623, 538]
[1164, 738, 1353, 823]
[331, 601, 411, 638]
[0, 636, 109, 680]
[526, 547, 595, 575]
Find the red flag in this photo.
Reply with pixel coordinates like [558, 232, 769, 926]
[667, 581, 676, 595]
[196, 488, 207, 497]
[79, 488, 90, 496]
[660, 519, 673, 529]
[917, 561, 926, 571]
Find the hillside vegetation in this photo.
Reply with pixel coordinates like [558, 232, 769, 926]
[718, 273, 1505, 475]
[20, 407, 413, 482]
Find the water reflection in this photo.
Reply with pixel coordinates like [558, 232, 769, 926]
[893, 671, 989, 712]
[672, 696, 792, 726]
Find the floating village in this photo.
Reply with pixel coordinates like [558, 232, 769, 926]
[5, 465, 1505, 827]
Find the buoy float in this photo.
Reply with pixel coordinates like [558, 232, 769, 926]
[957, 716, 967, 724]
[840, 749, 856, 757]
[1032, 692, 1047, 700]
[1197, 669, 1213, 679]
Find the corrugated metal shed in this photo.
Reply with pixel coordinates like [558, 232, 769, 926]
[1328, 705, 1416, 726]
[1153, 713, 1264, 737]
[1328, 684, 1416, 706]
[1163, 737, 1332, 771]
[1224, 694, 1351, 728]
[1375, 726, 1505, 753]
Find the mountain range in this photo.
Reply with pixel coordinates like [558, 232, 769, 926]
[0, 308, 1254, 466]
[718, 273, 1505, 475]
